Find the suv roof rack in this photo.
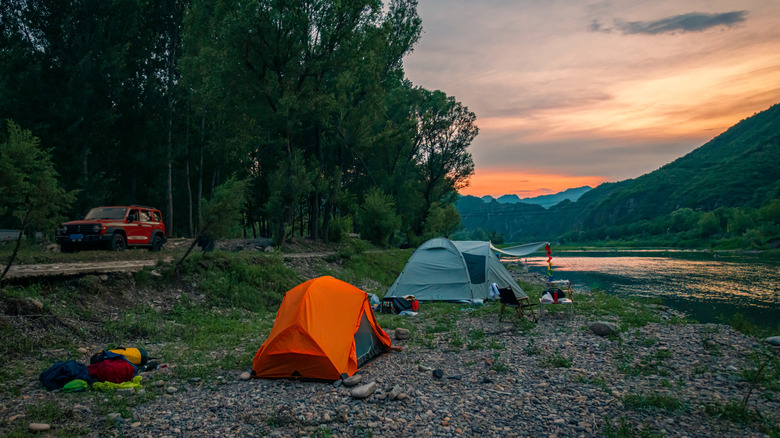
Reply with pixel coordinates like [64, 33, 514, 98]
[129, 205, 157, 209]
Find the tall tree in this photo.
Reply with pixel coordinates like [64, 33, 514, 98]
[0, 121, 76, 284]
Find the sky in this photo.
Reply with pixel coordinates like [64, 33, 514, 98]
[402, 0, 780, 198]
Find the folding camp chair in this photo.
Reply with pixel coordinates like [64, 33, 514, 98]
[498, 287, 537, 322]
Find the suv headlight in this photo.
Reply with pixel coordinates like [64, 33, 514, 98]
[92, 224, 102, 233]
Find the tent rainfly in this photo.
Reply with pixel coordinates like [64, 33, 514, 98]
[384, 237, 529, 302]
[252, 276, 391, 381]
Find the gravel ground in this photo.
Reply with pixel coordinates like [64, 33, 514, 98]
[3, 310, 779, 437]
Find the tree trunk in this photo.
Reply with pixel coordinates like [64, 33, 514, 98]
[198, 114, 205, 232]
[185, 113, 193, 237]
[0, 208, 30, 285]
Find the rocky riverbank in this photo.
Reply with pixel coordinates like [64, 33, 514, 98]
[3, 308, 779, 437]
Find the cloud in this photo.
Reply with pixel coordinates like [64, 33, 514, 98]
[594, 11, 747, 35]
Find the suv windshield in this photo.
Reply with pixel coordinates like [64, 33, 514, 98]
[84, 207, 127, 220]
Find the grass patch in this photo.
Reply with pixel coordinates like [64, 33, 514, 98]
[622, 392, 686, 412]
[541, 349, 572, 368]
[602, 416, 663, 438]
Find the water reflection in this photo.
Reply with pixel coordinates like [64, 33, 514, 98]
[522, 253, 780, 328]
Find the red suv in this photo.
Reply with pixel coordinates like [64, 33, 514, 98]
[56, 206, 167, 252]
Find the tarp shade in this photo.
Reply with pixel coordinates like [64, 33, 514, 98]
[490, 242, 548, 257]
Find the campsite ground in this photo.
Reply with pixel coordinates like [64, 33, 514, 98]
[0, 238, 778, 437]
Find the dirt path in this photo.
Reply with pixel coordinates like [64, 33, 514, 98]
[1, 259, 170, 279]
[1, 251, 336, 280]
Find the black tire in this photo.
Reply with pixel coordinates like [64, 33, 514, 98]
[149, 234, 163, 252]
[109, 233, 126, 251]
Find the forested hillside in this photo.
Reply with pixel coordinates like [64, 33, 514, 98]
[457, 104, 780, 248]
[0, 0, 473, 247]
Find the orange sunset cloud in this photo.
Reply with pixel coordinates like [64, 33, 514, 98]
[459, 170, 607, 199]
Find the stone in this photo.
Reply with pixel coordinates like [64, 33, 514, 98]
[9, 414, 25, 422]
[239, 371, 252, 380]
[765, 336, 780, 346]
[332, 379, 343, 388]
[166, 386, 178, 394]
[433, 369, 444, 378]
[98, 274, 108, 281]
[29, 423, 51, 432]
[152, 380, 165, 387]
[589, 321, 620, 336]
[418, 364, 432, 372]
[116, 388, 135, 396]
[30, 299, 44, 311]
[350, 382, 377, 399]
[77, 347, 88, 355]
[395, 328, 410, 340]
[388, 385, 403, 400]
[264, 246, 274, 252]
[343, 374, 363, 387]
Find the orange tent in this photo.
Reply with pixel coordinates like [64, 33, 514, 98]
[252, 276, 392, 381]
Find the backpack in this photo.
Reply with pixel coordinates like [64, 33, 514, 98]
[380, 297, 412, 314]
[91, 347, 148, 366]
[39, 360, 92, 391]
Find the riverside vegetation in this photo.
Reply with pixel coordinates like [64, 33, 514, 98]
[0, 239, 779, 437]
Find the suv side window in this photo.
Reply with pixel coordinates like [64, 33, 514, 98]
[152, 211, 162, 222]
[128, 209, 139, 222]
[140, 209, 152, 222]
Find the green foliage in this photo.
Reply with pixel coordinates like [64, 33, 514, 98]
[359, 188, 401, 247]
[178, 252, 300, 312]
[328, 215, 353, 243]
[423, 202, 461, 239]
[0, 121, 76, 281]
[202, 177, 248, 239]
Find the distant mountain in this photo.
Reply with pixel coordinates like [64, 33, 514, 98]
[477, 186, 592, 208]
[457, 103, 780, 243]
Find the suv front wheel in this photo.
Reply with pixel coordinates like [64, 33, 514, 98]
[110, 234, 126, 251]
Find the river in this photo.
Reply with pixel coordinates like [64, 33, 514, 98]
[522, 250, 780, 330]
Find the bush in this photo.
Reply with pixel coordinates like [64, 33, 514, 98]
[359, 188, 401, 247]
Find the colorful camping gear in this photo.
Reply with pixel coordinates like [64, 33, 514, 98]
[87, 356, 136, 383]
[62, 379, 90, 393]
[252, 276, 391, 381]
[92, 376, 143, 392]
[39, 360, 92, 391]
[385, 238, 529, 302]
[91, 347, 148, 366]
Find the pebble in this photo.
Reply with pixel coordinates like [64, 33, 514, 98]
[342, 374, 363, 387]
[28, 423, 50, 432]
[239, 371, 251, 380]
[395, 328, 410, 340]
[350, 382, 377, 399]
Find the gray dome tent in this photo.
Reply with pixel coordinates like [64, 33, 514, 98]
[385, 238, 528, 302]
